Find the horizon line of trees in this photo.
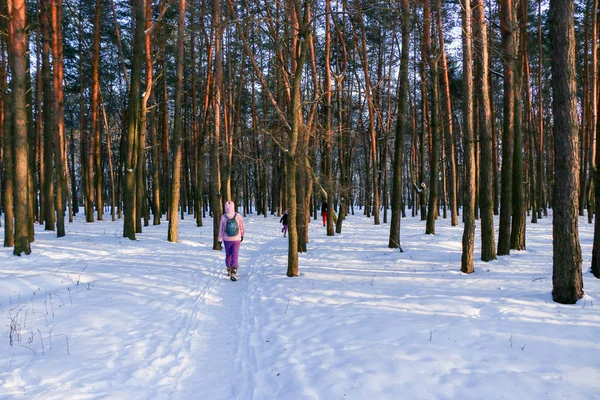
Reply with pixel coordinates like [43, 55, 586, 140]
[1, 0, 596, 304]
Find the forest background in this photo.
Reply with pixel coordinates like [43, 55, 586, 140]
[0, 0, 596, 304]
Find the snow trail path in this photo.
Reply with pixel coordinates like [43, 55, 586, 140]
[175, 217, 282, 400]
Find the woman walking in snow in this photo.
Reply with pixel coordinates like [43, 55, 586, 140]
[280, 210, 288, 237]
[218, 201, 245, 281]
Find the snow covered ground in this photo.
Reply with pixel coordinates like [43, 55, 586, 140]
[1, 210, 599, 399]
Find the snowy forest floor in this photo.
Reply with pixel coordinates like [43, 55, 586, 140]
[1, 210, 599, 399]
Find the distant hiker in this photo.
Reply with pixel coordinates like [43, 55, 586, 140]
[322, 202, 328, 227]
[218, 201, 245, 281]
[280, 210, 288, 237]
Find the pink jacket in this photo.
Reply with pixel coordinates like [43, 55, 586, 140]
[218, 201, 245, 242]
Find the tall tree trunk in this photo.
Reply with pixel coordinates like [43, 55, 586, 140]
[549, 0, 584, 303]
[497, 0, 516, 255]
[3, 32, 15, 246]
[419, 27, 428, 221]
[10, 0, 32, 254]
[167, 0, 186, 242]
[587, 0, 598, 225]
[473, 0, 496, 261]
[42, 0, 55, 230]
[511, 0, 528, 250]
[590, 0, 600, 278]
[425, 0, 440, 235]
[0, 3, 7, 230]
[123, 0, 145, 240]
[461, 0, 475, 273]
[51, 0, 67, 238]
[436, 0, 458, 227]
[537, 0, 546, 217]
[210, 0, 223, 250]
[389, 0, 410, 249]
[286, 0, 310, 277]
[147, 0, 160, 225]
[323, 0, 335, 237]
[91, 0, 102, 221]
[137, 0, 155, 232]
[191, 1, 201, 228]
[160, 0, 169, 219]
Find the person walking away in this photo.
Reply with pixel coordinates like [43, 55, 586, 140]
[322, 202, 328, 227]
[218, 201, 245, 281]
[280, 210, 288, 237]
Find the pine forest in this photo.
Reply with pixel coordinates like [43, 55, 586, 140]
[1, 0, 598, 305]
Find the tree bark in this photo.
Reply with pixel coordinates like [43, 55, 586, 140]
[42, 0, 55, 230]
[497, 0, 516, 256]
[461, 0, 475, 273]
[425, 0, 440, 235]
[473, 0, 496, 261]
[91, 0, 102, 221]
[167, 0, 186, 242]
[51, 0, 67, 238]
[389, 0, 410, 249]
[550, 0, 584, 303]
[123, 0, 145, 240]
[9, 0, 32, 254]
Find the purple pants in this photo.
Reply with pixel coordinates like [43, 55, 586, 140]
[224, 240, 241, 269]
[282, 224, 288, 235]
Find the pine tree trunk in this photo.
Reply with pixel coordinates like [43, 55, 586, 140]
[286, 0, 309, 277]
[589, 0, 600, 278]
[323, 0, 335, 237]
[419, 30, 428, 221]
[3, 54, 15, 246]
[498, 0, 516, 256]
[167, 0, 186, 243]
[424, 0, 440, 235]
[10, 0, 32, 255]
[51, 0, 67, 238]
[461, 0, 475, 273]
[511, 0, 529, 249]
[91, 0, 102, 222]
[0, 10, 6, 230]
[550, 0, 584, 303]
[389, 0, 410, 249]
[41, 0, 55, 230]
[34, 17, 44, 225]
[190, 1, 201, 228]
[537, 0, 546, 217]
[210, 0, 223, 250]
[123, 0, 144, 240]
[474, 0, 496, 261]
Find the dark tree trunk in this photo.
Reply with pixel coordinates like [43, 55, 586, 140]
[473, 0, 496, 261]
[550, 0, 584, 303]
[41, 0, 55, 230]
[210, 0, 223, 250]
[51, 0, 67, 238]
[167, 0, 186, 242]
[389, 0, 410, 249]
[461, 0, 475, 273]
[123, 0, 145, 240]
[498, 0, 516, 256]
[10, 0, 32, 254]
[91, 0, 102, 222]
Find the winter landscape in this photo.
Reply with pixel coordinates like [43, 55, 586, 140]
[1, 211, 599, 399]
